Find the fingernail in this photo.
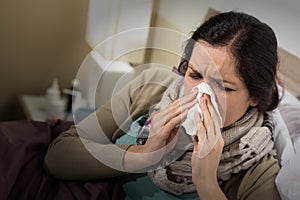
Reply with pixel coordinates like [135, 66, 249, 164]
[205, 94, 211, 100]
[193, 88, 198, 95]
[193, 135, 199, 142]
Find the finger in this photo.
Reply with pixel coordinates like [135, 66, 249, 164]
[163, 100, 194, 119]
[202, 95, 222, 150]
[166, 128, 180, 153]
[217, 135, 225, 149]
[162, 98, 197, 126]
[200, 95, 212, 130]
[163, 109, 188, 135]
[150, 110, 165, 128]
[151, 102, 190, 135]
[150, 109, 186, 139]
[194, 112, 207, 156]
[169, 99, 197, 120]
[172, 89, 198, 108]
[201, 95, 218, 143]
[197, 99, 203, 121]
[193, 135, 199, 152]
[166, 127, 179, 144]
[195, 111, 207, 142]
[204, 95, 220, 129]
[152, 90, 197, 120]
[151, 92, 198, 134]
[172, 90, 197, 108]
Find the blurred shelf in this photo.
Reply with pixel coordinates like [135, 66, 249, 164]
[19, 95, 72, 121]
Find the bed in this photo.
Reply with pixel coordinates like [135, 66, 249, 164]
[1, 10, 300, 199]
[0, 63, 299, 200]
[0, 119, 126, 200]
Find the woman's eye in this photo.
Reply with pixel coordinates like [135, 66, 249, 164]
[188, 73, 203, 80]
[224, 87, 234, 92]
[216, 82, 234, 92]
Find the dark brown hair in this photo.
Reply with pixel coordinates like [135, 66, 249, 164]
[178, 11, 279, 112]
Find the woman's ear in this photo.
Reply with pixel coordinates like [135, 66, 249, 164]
[249, 98, 258, 107]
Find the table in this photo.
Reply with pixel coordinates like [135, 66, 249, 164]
[19, 95, 72, 121]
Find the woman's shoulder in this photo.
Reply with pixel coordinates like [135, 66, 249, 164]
[158, 76, 184, 108]
[222, 154, 280, 200]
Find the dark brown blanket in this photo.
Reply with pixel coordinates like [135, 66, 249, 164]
[0, 120, 125, 200]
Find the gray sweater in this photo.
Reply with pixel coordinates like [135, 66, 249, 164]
[44, 68, 280, 200]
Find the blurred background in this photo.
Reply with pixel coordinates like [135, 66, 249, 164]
[0, 0, 299, 121]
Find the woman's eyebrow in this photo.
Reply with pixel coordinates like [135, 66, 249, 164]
[214, 78, 237, 87]
[188, 65, 200, 73]
[189, 64, 237, 86]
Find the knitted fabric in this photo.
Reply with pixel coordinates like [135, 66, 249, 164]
[148, 77, 276, 195]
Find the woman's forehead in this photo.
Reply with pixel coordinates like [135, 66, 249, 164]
[189, 42, 238, 78]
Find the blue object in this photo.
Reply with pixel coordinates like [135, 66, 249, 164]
[115, 116, 199, 200]
[73, 108, 94, 122]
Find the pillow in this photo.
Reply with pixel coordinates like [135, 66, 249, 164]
[277, 86, 300, 140]
[274, 86, 300, 200]
[273, 85, 300, 163]
[271, 108, 295, 166]
[276, 136, 300, 200]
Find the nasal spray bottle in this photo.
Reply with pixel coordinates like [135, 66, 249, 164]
[46, 79, 65, 119]
[63, 79, 88, 121]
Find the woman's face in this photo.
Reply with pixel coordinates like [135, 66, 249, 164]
[184, 41, 257, 127]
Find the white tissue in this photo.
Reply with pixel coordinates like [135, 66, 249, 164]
[182, 82, 222, 136]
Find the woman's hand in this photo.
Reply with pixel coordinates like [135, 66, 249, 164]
[124, 91, 198, 172]
[192, 94, 226, 199]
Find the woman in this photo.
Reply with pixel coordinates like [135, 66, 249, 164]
[180, 11, 280, 199]
[44, 11, 280, 199]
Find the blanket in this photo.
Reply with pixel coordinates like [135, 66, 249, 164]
[0, 120, 125, 200]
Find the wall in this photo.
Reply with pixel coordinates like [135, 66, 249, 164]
[196, 0, 300, 58]
[153, 0, 300, 58]
[1, 0, 299, 121]
[147, 0, 203, 67]
[0, 0, 91, 121]
[86, 0, 153, 64]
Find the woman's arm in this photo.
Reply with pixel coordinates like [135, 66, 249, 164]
[43, 87, 145, 180]
[44, 124, 129, 180]
[44, 68, 179, 180]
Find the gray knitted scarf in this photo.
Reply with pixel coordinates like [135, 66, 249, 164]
[148, 77, 276, 195]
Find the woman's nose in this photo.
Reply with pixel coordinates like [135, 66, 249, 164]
[193, 80, 205, 88]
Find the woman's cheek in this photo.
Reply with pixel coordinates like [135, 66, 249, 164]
[214, 91, 227, 125]
[184, 79, 193, 96]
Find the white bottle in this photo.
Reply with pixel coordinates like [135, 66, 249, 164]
[46, 79, 65, 119]
[71, 79, 87, 112]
